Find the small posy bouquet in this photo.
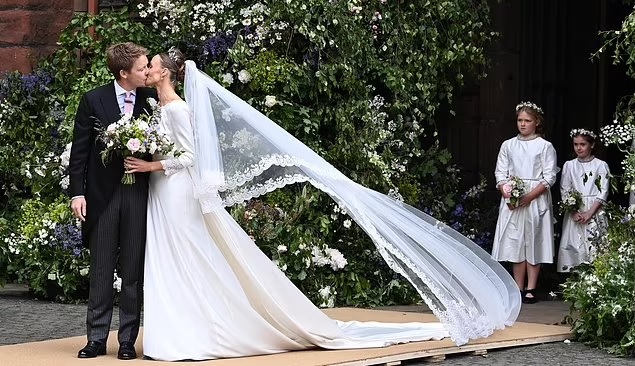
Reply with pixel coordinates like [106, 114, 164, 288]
[558, 189, 583, 215]
[96, 97, 177, 184]
[502, 176, 527, 208]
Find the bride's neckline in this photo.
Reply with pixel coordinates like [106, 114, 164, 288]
[161, 99, 184, 108]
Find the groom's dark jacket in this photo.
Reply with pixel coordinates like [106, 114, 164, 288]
[68, 82, 157, 245]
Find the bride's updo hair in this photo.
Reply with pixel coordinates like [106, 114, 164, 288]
[159, 47, 186, 84]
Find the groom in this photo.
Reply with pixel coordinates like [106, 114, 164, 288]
[69, 42, 157, 360]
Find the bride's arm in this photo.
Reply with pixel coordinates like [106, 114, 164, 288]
[158, 104, 195, 175]
[125, 103, 195, 174]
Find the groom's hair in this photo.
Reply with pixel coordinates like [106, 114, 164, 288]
[106, 42, 148, 80]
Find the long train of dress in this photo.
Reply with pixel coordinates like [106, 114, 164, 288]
[142, 102, 450, 361]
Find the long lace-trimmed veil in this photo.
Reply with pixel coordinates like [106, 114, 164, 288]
[183, 60, 521, 345]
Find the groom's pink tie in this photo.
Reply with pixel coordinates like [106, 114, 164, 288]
[124, 91, 133, 114]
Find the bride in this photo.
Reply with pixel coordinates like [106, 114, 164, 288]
[124, 48, 521, 361]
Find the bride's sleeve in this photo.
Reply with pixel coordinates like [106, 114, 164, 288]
[160, 104, 195, 176]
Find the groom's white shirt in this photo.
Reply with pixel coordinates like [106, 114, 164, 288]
[114, 80, 137, 114]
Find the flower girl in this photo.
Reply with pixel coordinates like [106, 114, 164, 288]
[492, 101, 558, 304]
[557, 129, 610, 272]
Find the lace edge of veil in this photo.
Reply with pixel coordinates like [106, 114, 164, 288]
[196, 157, 500, 345]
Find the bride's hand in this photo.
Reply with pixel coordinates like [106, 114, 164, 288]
[125, 157, 151, 173]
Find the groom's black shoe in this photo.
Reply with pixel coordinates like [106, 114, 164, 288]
[77, 341, 106, 358]
[118, 342, 137, 360]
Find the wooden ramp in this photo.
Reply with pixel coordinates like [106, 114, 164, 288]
[0, 308, 572, 366]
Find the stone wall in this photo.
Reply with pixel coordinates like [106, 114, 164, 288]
[0, 0, 74, 74]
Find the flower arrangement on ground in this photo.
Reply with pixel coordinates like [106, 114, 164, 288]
[3, 196, 89, 302]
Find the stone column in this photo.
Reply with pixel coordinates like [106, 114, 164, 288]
[0, 0, 74, 74]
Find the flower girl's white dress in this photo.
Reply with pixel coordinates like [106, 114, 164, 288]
[491, 136, 558, 264]
[557, 157, 610, 272]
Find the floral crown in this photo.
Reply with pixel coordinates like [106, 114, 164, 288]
[515, 101, 544, 115]
[570, 128, 597, 139]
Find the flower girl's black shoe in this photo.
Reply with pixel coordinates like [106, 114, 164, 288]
[522, 289, 538, 304]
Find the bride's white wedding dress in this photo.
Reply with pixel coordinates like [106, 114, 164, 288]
[142, 61, 521, 361]
[143, 101, 449, 361]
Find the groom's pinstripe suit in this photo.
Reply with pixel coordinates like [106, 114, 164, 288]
[69, 82, 156, 344]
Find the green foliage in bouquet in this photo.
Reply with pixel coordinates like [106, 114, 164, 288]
[4, 196, 89, 302]
[558, 189, 583, 216]
[562, 204, 635, 356]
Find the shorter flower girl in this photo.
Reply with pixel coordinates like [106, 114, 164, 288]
[557, 128, 610, 272]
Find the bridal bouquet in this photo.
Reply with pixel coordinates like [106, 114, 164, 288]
[96, 98, 178, 184]
[502, 176, 527, 208]
[558, 189, 583, 215]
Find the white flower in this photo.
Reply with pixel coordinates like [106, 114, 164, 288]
[317, 286, 336, 308]
[147, 97, 158, 108]
[311, 246, 330, 267]
[149, 142, 158, 154]
[343, 219, 352, 229]
[137, 121, 149, 131]
[238, 69, 251, 83]
[277, 245, 287, 253]
[318, 286, 332, 298]
[47, 273, 57, 281]
[80, 268, 89, 276]
[60, 176, 70, 189]
[59, 142, 72, 169]
[113, 273, 122, 292]
[326, 248, 348, 270]
[221, 73, 234, 85]
[264, 95, 278, 108]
